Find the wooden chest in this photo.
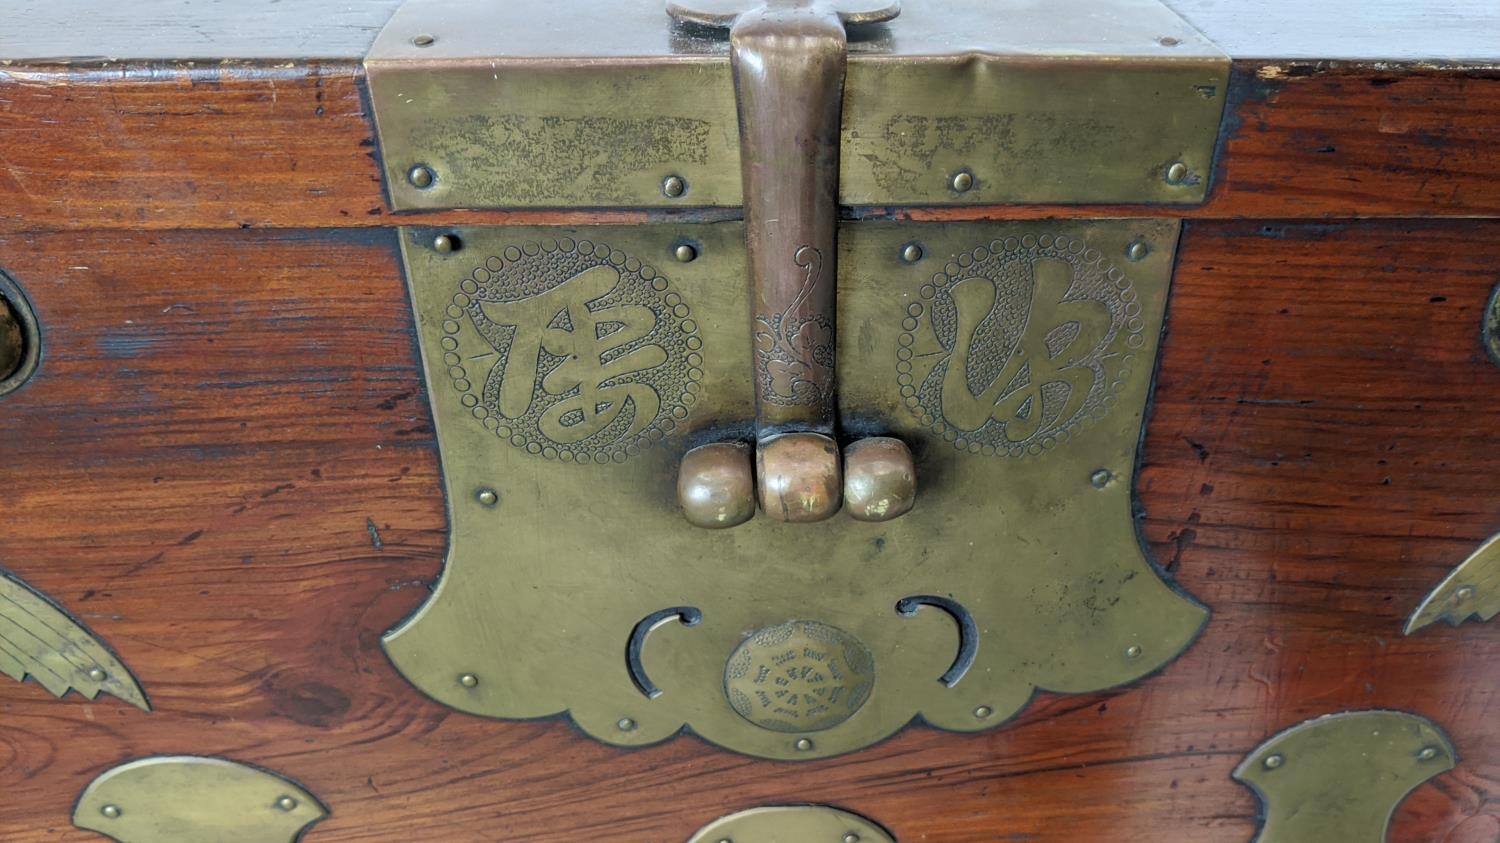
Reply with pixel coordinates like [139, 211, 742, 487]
[1, 1, 1498, 841]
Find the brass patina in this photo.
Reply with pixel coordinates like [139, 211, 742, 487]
[73, 756, 328, 843]
[1234, 711, 1457, 843]
[0, 569, 149, 711]
[1405, 532, 1500, 634]
[384, 219, 1206, 759]
[689, 806, 895, 843]
[1486, 281, 1500, 366]
[0, 269, 39, 396]
[365, 0, 1228, 210]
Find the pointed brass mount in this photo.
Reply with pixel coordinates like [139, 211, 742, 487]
[74, 757, 328, 843]
[1405, 532, 1500, 634]
[689, 805, 895, 843]
[1234, 711, 1457, 843]
[0, 568, 149, 712]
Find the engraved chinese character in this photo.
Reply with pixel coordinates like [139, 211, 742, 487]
[479, 265, 666, 445]
[941, 258, 1111, 442]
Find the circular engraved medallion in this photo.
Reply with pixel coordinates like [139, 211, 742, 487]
[724, 620, 874, 733]
[896, 234, 1144, 457]
[441, 238, 703, 463]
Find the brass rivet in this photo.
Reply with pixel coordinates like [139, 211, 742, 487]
[412, 34, 435, 47]
[974, 705, 993, 719]
[101, 805, 122, 819]
[87, 667, 107, 682]
[1126, 240, 1150, 262]
[476, 488, 499, 507]
[407, 165, 436, 189]
[1455, 585, 1476, 602]
[1418, 746, 1441, 761]
[617, 717, 637, 731]
[432, 234, 459, 254]
[1164, 162, 1190, 186]
[1159, 36, 1182, 47]
[1126, 645, 1143, 659]
[459, 673, 479, 688]
[674, 244, 698, 263]
[276, 796, 298, 812]
[1090, 468, 1113, 489]
[901, 243, 925, 264]
[1263, 753, 1284, 770]
[951, 170, 975, 193]
[844, 834, 862, 843]
[662, 175, 688, 198]
[717, 838, 733, 843]
[795, 737, 815, 751]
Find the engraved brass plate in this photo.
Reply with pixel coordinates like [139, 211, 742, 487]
[1234, 711, 1457, 843]
[74, 757, 328, 843]
[366, 0, 1228, 210]
[1405, 532, 1500, 634]
[689, 806, 895, 843]
[384, 219, 1207, 759]
[0, 568, 149, 711]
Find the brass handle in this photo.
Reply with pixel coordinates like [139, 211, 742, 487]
[670, 0, 911, 527]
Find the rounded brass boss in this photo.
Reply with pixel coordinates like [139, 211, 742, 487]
[724, 619, 874, 733]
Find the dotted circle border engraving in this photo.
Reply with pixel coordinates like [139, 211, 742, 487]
[896, 233, 1144, 458]
[439, 237, 704, 464]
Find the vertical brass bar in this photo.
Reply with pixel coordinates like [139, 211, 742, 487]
[731, 3, 846, 435]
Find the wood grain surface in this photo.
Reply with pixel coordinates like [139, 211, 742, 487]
[0, 220, 1496, 841]
[2, 62, 1500, 234]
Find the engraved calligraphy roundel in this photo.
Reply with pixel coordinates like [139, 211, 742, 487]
[440, 238, 703, 463]
[897, 234, 1145, 457]
[724, 620, 875, 734]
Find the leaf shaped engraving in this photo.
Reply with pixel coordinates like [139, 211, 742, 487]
[0, 569, 149, 711]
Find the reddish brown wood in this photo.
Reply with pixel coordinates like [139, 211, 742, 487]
[2, 63, 1500, 234]
[0, 221, 1495, 841]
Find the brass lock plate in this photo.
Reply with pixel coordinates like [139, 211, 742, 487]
[365, 0, 1228, 210]
[384, 219, 1207, 759]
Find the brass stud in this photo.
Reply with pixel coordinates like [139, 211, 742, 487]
[459, 673, 479, 688]
[407, 165, 436, 189]
[795, 737, 815, 751]
[1456, 585, 1476, 602]
[87, 667, 107, 682]
[1126, 240, 1150, 262]
[1164, 162, 1190, 186]
[843, 437, 916, 522]
[674, 244, 698, 263]
[662, 175, 688, 199]
[617, 717, 637, 731]
[412, 34, 435, 47]
[476, 488, 499, 507]
[679, 442, 755, 529]
[717, 839, 733, 843]
[101, 805, 122, 819]
[951, 170, 975, 193]
[900, 243, 925, 264]
[1418, 746, 1441, 761]
[276, 796, 298, 812]
[1263, 753, 1284, 770]
[1125, 645, 1143, 659]
[432, 234, 459, 254]
[844, 834, 862, 843]
[1090, 468, 1113, 489]
[1159, 36, 1182, 47]
[974, 705, 993, 719]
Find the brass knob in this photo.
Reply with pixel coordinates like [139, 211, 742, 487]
[843, 437, 916, 522]
[757, 432, 841, 523]
[678, 442, 756, 529]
